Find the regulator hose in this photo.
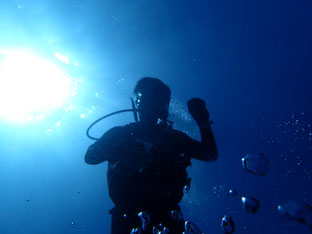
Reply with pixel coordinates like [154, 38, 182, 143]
[86, 108, 139, 140]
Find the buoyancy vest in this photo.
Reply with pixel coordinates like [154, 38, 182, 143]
[106, 124, 190, 210]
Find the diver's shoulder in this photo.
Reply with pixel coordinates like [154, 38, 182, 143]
[106, 126, 123, 131]
[107, 122, 137, 130]
[115, 122, 139, 133]
[102, 126, 123, 136]
[123, 122, 139, 129]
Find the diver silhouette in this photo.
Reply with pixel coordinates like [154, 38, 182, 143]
[85, 77, 218, 233]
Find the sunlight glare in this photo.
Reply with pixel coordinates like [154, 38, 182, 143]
[0, 49, 73, 122]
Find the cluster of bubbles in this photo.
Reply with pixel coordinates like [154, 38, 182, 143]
[277, 113, 312, 141]
[70, 221, 87, 229]
[128, 152, 275, 233]
[130, 210, 203, 234]
[66, 146, 309, 233]
[254, 113, 312, 145]
[213, 153, 269, 233]
[218, 152, 312, 233]
[277, 114, 312, 181]
[258, 113, 311, 228]
[253, 113, 312, 177]
[37, 112, 311, 233]
[168, 99, 199, 140]
[242, 153, 311, 230]
[212, 184, 228, 198]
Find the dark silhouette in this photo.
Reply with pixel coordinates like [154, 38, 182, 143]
[85, 77, 218, 233]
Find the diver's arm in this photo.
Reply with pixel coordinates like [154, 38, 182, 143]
[84, 127, 121, 165]
[186, 98, 218, 161]
[195, 121, 218, 161]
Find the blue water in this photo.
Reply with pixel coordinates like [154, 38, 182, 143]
[0, 0, 311, 233]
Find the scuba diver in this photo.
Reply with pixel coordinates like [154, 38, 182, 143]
[84, 77, 218, 233]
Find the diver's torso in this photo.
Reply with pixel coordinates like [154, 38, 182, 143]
[107, 122, 189, 210]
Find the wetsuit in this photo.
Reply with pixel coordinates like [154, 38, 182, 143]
[85, 122, 216, 233]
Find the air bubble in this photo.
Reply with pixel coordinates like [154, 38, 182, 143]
[241, 196, 260, 213]
[138, 211, 151, 232]
[221, 215, 235, 233]
[184, 221, 202, 234]
[228, 189, 237, 197]
[171, 210, 184, 222]
[130, 227, 142, 234]
[242, 153, 270, 176]
[278, 201, 312, 229]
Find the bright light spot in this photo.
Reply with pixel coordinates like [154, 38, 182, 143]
[35, 114, 44, 120]
[56, 120, 61, 127]
[54, 52, 69, 64]
[80, 114, 86, 119]
[0, 49, 73, 122]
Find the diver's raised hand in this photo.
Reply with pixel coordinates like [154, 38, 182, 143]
[187, 98, 210, 124]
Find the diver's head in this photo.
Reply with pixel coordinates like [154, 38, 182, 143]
[134, 77, 171, 124]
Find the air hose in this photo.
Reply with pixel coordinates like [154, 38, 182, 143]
[86, 108, 139, 140]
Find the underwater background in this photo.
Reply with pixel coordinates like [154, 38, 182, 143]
[0, 0, 311, 233]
